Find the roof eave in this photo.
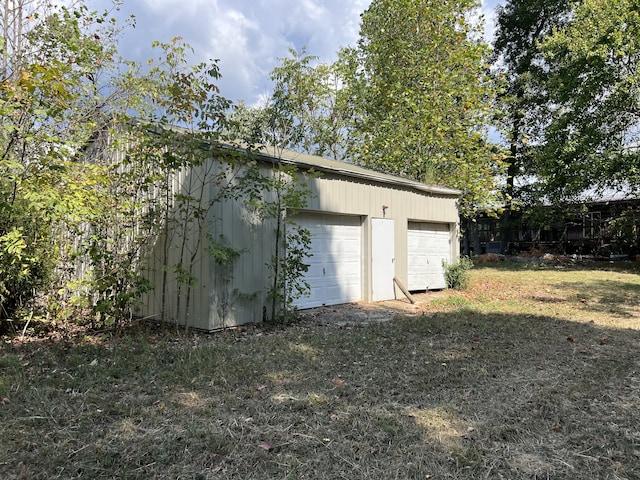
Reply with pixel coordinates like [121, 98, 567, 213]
[252, 146, 461, 198]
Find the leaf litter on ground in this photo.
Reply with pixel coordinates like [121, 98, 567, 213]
[1, 261, 640, 479]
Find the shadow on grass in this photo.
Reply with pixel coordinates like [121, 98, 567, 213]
[1, 310, 640, 480]
[530, 279, 640, 318]
[562, 278, 640, 298]
[473, 259, 640, 274]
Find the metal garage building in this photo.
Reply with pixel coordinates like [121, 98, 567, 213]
[139, 146, 460, 331]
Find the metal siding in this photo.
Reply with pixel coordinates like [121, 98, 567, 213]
[304, 173, 459, 302]
[207, 174, 276, 329]
[138, 157, 459, 330]
[220, 163, 279, 327]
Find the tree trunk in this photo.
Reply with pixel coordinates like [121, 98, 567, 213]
[500, 115, 520, 254]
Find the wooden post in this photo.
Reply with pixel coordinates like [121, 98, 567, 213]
[393, 276, 416, 304]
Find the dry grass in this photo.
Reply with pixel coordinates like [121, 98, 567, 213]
[2, 262, 640, 479]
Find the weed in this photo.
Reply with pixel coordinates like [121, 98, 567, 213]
[443, 256, 474, 289]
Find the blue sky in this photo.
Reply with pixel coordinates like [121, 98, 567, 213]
[92, 0, 505, 106]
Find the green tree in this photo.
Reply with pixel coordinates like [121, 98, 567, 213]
[538, 0, 640, 200]
[268, 47, 353, 161]
[343, 0, 503, 215]
[225, 100, 269, 146]
[0, 0, 128, 323]
[252, 51, 320, 323]
[227, 48, 354, 162]
[82, 37, 265, 330]
[491, 0, 573, 251]
[0, 1, 256, 331]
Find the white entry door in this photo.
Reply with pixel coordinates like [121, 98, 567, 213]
[294, 214, 362, 309]
[372, 218, 395, 301]
[407, 222, 452, 290]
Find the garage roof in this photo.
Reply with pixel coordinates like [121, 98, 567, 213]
[138, 121, 461, 198]
[253, 146, 461, 198]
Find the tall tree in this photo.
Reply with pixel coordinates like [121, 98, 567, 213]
[344, 0, 502, 215]
[227, 48, 354, 162]
[538, 0, 640, 200]
[492, 0, 573, 251]
[224, 100, 268, 146]
[0, 0, 127, 320]
[0, 1, 249, 329]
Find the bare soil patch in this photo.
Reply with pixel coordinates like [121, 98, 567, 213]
[298, 290, 446, 326]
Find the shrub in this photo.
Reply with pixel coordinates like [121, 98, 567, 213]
[0, 190, 57, 325]
[443, 256, 473, 290]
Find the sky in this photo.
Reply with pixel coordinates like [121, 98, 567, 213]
[92, 0, 505, 107]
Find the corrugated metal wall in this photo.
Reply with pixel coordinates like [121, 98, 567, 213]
[137, 156, 459, 331]
[301, 171, 459, 306]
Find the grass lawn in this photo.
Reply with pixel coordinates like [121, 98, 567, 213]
[2, 262, 640, 479]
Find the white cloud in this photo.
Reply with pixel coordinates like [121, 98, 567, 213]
[481, 0, 505, 44]
[96, 0, 370, 104]
[91, 0, 503, 105]
[138, 0, 214, 17]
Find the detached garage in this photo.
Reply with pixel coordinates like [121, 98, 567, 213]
[138, 145, 460, 331]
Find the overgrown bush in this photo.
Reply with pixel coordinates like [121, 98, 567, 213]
[0, 188, 57, 324]
[80, 233, 154, 329]
[443, 256, 473, 290]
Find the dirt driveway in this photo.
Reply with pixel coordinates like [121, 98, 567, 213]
[297, 290, 447, 326]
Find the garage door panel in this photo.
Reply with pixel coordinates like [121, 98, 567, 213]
[325, 286, 345, 304]
[305, 268, 324, 283]
[408, 222, 452, 291]
[304, 289, 324, 306]
[294, 214, 363, 309]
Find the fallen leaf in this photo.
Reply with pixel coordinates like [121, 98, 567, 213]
[551, 424, 563, 432]
[258, 442, 273, 452]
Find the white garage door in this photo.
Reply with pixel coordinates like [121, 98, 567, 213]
[407, 222, 452, 290]
[294, 214, 363, 309]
